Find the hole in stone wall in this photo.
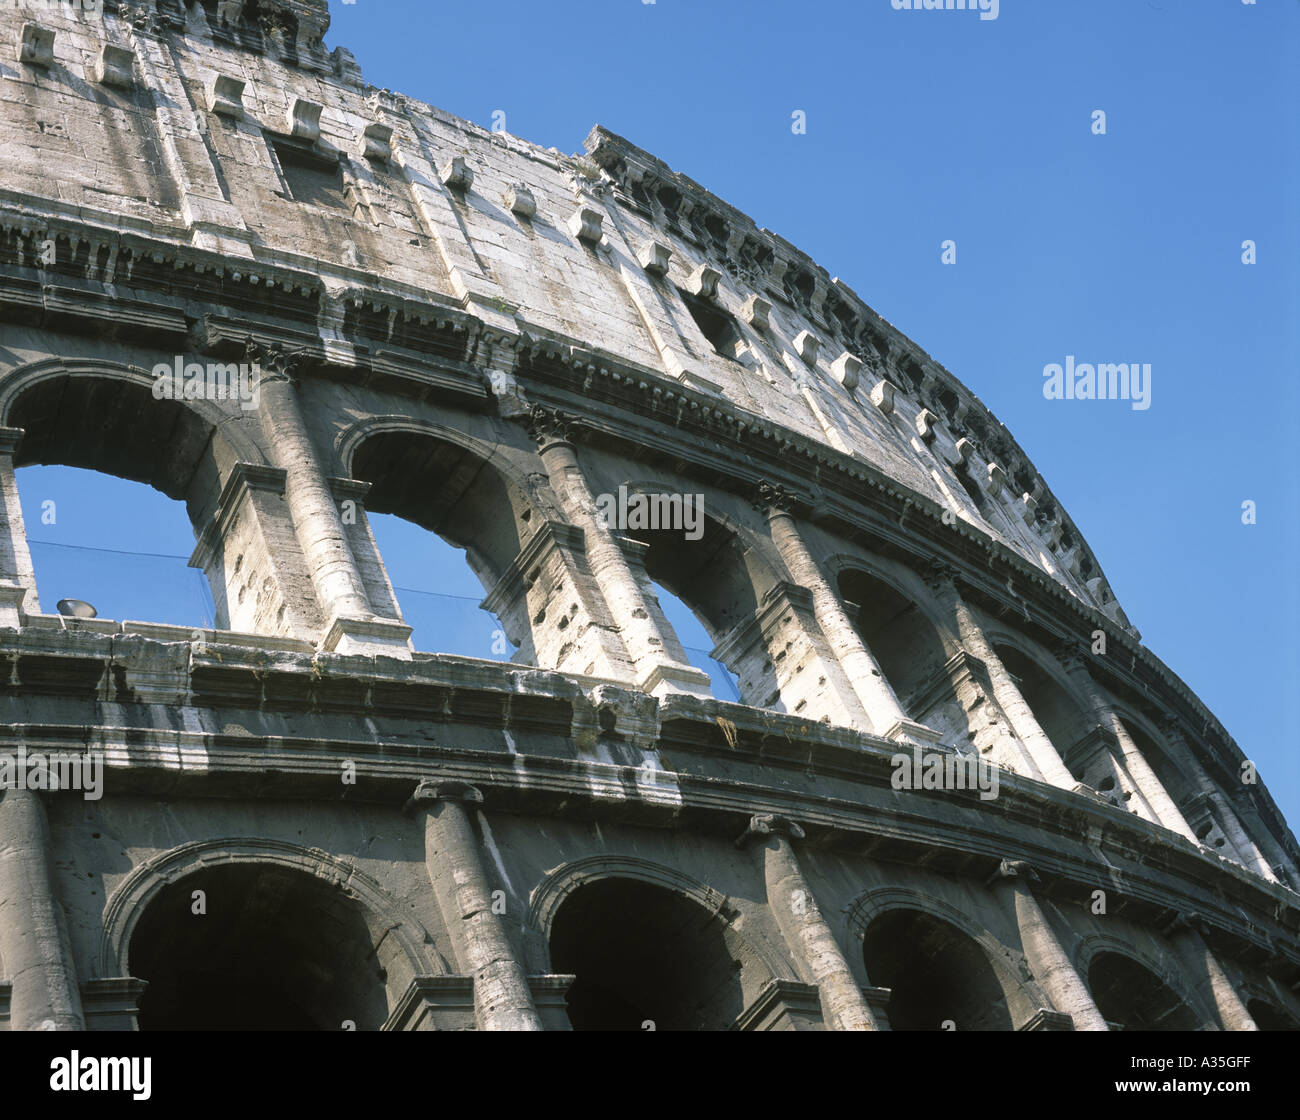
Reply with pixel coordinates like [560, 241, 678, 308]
[994, 644, 1093, 776]
[368, 512, 520, 664]
[651, 578, 740, 702]
[679, 290, 747, 363]
[272, 140, 346, 207]
[838, 568, 957, 730]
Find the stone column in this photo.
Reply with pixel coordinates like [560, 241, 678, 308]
[758, 485, 935, 744]
[527, 407, 711, 698]
[0, 789, 84, 1030]
[926, 569, 1075, 788]
[1058, 653, 1197, 843]
[0, 428, 40, 626]
[987, 860, 1108, 1031]
[1160, 718, 1280, 883]
[406, 781, 542, 1031]
[1161, 914, 1257, 1031]
[737, 814, 877, 1031]
[250, 344, 412, 658]
[1229, 798, 1300, 893]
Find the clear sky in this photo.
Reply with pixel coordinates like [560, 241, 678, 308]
[17, 1, 1298, 826]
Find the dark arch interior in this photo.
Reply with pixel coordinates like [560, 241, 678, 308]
[130, 863, 391, 1031]
[1247, 998, 1299, 1031]
[862, 908, 1015, 1031]
[549, 878, 766, 1031]
[838, 569, 956, 719]
[1087, 952, 1201, 1031]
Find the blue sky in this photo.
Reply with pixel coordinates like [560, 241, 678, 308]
[18, 1, 1297, 825]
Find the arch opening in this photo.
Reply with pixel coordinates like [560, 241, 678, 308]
[351, 430, 533, 664]
[4, 370, 264, 631]
[1086, 951, 1201, 1031]
[549, 877, 771, 1030]
[625, 512, 780, 710]
[1246, 998, 1299, 1031]
[838, 568, 964, 741]
[18, 465, 216, 629]
[862, 908, 1015, 1031]
[649, 578, 741, 701]
[129, 863, 392, 1031]
[994, 643, 1108, 786]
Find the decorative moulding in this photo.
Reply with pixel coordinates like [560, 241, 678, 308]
[507, 184, 536, 218]
[359, 121, 393, 162]
[637, 240, 671, 276]
[19, 23, 54, 68]
[95, 44, 134, 89]
[207, 73, 246, 118]
[568, 206, 604, 244]
[287, 97, 323, 142]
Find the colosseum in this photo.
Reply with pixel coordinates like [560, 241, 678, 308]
[0, 0, 1296, 1033]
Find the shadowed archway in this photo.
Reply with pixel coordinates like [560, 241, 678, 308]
[130, 863, 391, 1031]
[548, 876, 773, 1031]
[862, 908, 1016, 1031]
[1087, 951, 1201, 1031]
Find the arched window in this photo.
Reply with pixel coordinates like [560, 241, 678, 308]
[17, 465, 215, 628]
[1087, 952, 1201, 1031]
[862, 909, 1020, 1031]
[994, 644, 1105, 784]
[838, 568, 963, 739]
[367, 511, 518, 663]
[624, 512, 778, 709]
[649, 579, 740, 701]
[349, 430, 542, 664]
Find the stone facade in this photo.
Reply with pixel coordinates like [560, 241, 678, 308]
[0, 0, 1296, 1031]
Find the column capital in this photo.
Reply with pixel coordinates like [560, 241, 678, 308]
[1050, 638, 1090, 675]
[987, 858, 1041, 887]
[0, 427, 24, 458]
[1158, 713, 1191, 747]
[923, 560, 961, 594]
[750, 481, 795, 516]
[405, 779, 484, 815]
[736, 812, 806, 848]
[526, 405, 580, 450]
[244, 336, 311, 385]
[1158, 910, 1204, 939]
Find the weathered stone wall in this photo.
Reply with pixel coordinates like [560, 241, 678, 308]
[0, 0, 1295, 1031]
